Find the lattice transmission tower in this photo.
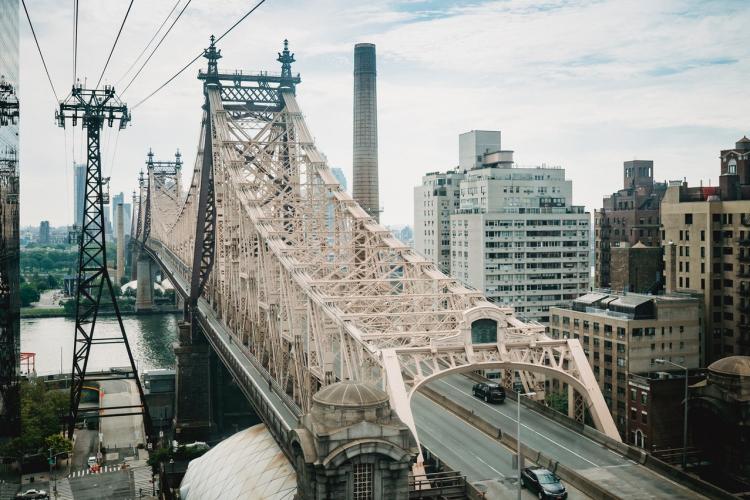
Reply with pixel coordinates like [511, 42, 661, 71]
[56, 83, 151, 439]
[0, 77, 20, 438]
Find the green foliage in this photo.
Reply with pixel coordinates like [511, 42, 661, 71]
[120, 276, 129, 286]
[1, 380, 68, 458]
[19, 284, 40, 307]
[45, 434, 72, 455]
[545, 391, 568, 415]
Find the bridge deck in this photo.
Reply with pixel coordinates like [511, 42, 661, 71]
[422, 375, 706, 499]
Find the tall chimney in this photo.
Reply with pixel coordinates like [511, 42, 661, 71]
[353, 43, 379, 221]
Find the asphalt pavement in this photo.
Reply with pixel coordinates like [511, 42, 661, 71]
[99, 379, 145, 452]
[415, 374, 707, 499]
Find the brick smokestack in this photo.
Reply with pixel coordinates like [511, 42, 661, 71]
[353, 43, 379, 221]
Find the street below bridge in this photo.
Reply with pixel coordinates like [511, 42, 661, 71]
[414, 374, 707, 499]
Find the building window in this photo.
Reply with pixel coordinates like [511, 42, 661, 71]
[630, 407, 637, 420]
[353, 463, 374, 500]
[641, 393, 647, 405]
[641, 411, 648, 424]
[630, 388, 636, 401]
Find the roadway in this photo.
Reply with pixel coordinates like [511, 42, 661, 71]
[414, 374, 706, 499]
[99, 379, 144, 454]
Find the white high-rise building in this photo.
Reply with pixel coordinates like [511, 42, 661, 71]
[414, 168, 464, 274]
[414, 130, 590, 323]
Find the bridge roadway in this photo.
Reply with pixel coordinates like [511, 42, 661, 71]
[417, 375, 705, 499]
[147, 243, 703, 499]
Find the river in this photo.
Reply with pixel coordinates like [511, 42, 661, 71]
[21, 314, 179, 376]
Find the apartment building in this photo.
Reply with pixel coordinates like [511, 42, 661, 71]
[414, 130, 589, 323]
[414, 168, 464, 274]
[661, 136, 750, 362]
[594, 160, 667, 292]
[549, 291, 701, 435]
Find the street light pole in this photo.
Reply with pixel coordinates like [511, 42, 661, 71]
[655, 358, 688, 469]
[517, 389, 536, 500]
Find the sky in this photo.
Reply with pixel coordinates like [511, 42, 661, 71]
[17, 0, 750, 227]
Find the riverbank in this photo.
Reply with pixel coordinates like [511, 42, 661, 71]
[21, 307, 180, 319]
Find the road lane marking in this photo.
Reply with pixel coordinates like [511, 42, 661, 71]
[475, 455, 506, 478]
[437, 379, 602, 468]
[448, 375, 633, 464]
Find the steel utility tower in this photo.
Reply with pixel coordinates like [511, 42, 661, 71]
[0, 77, 20, 438]
[56, 83, 151, 439]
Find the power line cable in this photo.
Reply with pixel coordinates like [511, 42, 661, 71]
[95, 0, 135, 90]
[116, 0, 181, 88]
[132, 0, 268, 110]
[21, 0, 59, 101]
[73, 0, 79, 84]
[121, 0, 193, 96]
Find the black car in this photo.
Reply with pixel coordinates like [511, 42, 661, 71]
[521, 467, 567, 500]
[471, 382, 505, 403]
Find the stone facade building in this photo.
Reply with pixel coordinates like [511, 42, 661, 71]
[595, 160, 667, 292]
[661, 136, 750, 362]
[291, 381, 417, 499]
[549, 291, 701, 435]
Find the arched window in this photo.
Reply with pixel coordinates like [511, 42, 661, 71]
[471, 318, 497, 344]
[728, 158, 737, 174]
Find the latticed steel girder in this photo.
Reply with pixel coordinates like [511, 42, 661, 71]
[142, 47, 621, 465]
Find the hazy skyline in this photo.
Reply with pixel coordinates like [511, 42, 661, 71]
[18, 0, 749, 227]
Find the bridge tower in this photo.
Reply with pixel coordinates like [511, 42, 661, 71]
[56, 83, 151, 439]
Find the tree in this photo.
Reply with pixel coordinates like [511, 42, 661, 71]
[0, 380, 68, 458]
[19, 284, 40, 307]
[120, 276, 129, 286]
[45, 434, 72, 456]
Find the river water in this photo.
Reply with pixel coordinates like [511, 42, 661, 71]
[21, 314, 179, 376]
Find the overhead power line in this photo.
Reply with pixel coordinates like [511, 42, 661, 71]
[95, 0, 135, 89]
[132, 0, 268, 110]
[116, 0, 182, 88]
[73, 0, 79, 83]
[22, 0, 59, 101]
[121, 0, 193, 96]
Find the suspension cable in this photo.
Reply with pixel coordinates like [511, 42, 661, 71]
[21, 0, 59, 101]
[116, 0, 181, 88]
[95, 0, 135, 89]
[73, 0, 79, 84]
[132, 0, 268, 110]
[120, 0, 193, 96]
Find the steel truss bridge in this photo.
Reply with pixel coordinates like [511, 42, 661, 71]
[131, 39, 620, 470]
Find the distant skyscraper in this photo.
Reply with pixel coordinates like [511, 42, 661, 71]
[73, 163, 85, 227]
[38, 220, 50, 244]
[331, 168, 347, 191]
[111, 192, 132, 237]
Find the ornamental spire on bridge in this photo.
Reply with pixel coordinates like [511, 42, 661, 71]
[203, 35, 222, 84]
[277, 39, 296, 90]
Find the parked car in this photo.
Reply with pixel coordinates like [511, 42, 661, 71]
[87, 456, 97, 468]
[520, 467, 567, 499]
[16, 489, 48, 499]
[471, 382, 505, 403]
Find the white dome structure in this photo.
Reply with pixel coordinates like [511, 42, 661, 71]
[180, 424, 296, 499]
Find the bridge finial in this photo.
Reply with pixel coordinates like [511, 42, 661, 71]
[277, 39, 296, 88]
[203, 35, 222, 81]
[147, 148, 154, 168]
[175, 149, 182, 168]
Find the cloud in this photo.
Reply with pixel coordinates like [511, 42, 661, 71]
[17, 0, 750, 228]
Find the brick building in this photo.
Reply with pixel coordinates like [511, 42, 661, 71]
[661, 136, 750, 362]
[549, 291, 702, 435]
[595, 160, 667, 292]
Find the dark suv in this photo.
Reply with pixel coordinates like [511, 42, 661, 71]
[521, 467, 567, 499]
[471, 382, 505, 403]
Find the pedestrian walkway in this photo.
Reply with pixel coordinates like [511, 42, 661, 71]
[131, 465, 157, 499]
[0, 481, 19, 500]
[67, 464, 122, 478]
[55, 478, 74, 500]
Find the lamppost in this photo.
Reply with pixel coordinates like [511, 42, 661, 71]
[48, 449, 69, 499]
[517, 389, 536, 500]
[655, 358, 689, 469]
